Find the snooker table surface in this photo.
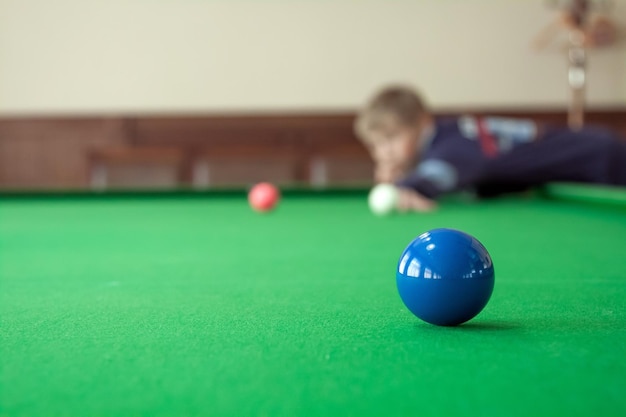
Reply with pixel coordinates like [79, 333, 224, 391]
[1, 188, 625, 417]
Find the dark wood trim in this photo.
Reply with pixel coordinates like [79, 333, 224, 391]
[1, 108, 625, 189]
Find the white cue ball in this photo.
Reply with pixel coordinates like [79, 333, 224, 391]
[368, 184, 399, 216]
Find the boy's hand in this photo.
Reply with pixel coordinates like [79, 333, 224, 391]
[373, 162, 436, 212]
[374, 161, 405, 183]
[397, 188, 437, 212]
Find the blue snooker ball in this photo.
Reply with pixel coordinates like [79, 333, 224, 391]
[396, 228, 495, 326]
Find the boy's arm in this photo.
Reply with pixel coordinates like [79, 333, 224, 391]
[396, 158, 462, 199]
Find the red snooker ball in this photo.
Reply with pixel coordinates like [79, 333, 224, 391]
[248, 182, 280, 212]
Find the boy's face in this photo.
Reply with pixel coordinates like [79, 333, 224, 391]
[366, 122, 421, 183]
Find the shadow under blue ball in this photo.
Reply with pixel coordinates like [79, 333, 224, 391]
[396, 228, 495, 326]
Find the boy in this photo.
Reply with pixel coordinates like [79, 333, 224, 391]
[354, 85, 626, 212]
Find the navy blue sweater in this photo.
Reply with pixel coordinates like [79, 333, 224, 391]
[397, 116, 626, 198]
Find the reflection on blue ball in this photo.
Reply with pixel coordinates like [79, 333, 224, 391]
[396, 228, 495, 326]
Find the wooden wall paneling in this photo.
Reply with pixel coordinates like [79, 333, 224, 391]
[88, 146, 186, 190]
[1, 109, 624, 190]
[0, 118, 130, 189]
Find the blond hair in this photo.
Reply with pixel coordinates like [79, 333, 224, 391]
[355, 85, 428, 143]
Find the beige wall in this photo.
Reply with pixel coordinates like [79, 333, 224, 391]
[1, 0, 625, 115]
